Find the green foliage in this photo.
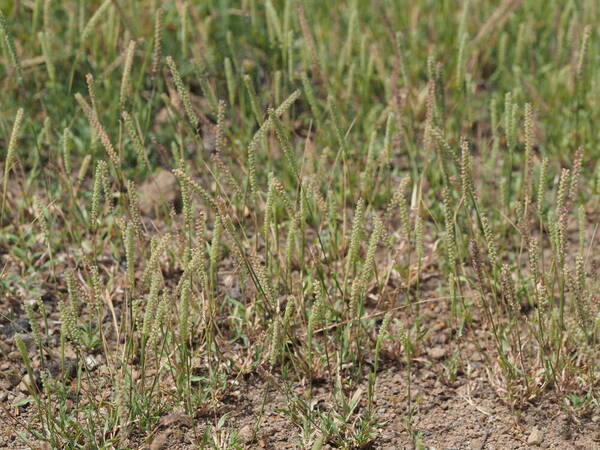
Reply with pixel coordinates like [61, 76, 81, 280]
[1, 0, 599, 447]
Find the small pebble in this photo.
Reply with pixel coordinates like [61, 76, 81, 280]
[427, 346, 447, 359]
[18, 374, 36, 393]
[238, 424, 253, 442]
[527, 427, 543, 445]
[150, 431, 169, 450]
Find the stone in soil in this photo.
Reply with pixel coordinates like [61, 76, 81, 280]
[527, 427, 543, 445]
[138, 169, 179, 216]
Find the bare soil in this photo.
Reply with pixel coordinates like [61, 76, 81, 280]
[2, 285, 600, 450]
[1, 200, 599, 449]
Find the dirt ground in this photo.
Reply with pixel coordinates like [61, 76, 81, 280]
[2, 289, 600, 450]
[1, 205, 598, 449]
[5, 369, 599, 449]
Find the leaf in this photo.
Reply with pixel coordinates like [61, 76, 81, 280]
[217, 412, 231, 429]
[14, 396, 35, 407]
[349, 387, 363, 412]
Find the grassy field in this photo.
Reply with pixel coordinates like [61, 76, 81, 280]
[0, 0, 599, 448]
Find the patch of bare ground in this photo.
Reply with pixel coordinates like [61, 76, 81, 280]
[2, 277, 599, 449]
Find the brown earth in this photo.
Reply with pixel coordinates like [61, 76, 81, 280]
[2, 286, 599, 449]
[1, 199, 598, 449]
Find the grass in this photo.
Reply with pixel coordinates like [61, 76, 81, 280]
[0, 0, 599, 448]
